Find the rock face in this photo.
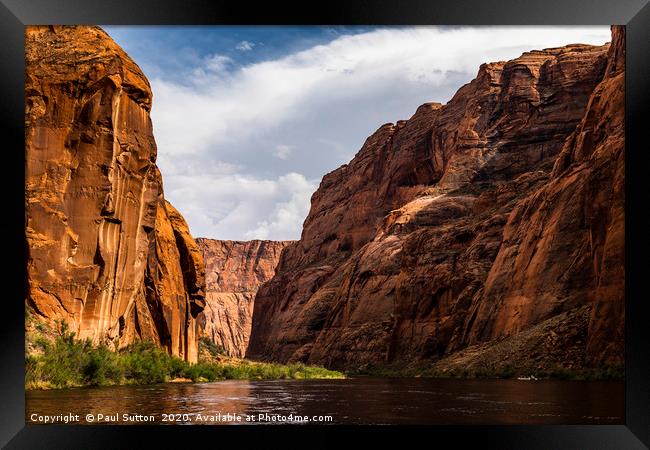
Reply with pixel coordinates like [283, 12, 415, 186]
[196, 239, 291, 357]
[25, 26, 205, 362]
[248, 27, 624, 371]
[142, 200, 206, 363]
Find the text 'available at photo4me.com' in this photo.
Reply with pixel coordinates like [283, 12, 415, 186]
[29, 411, 335, 424]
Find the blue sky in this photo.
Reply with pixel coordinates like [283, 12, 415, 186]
[105, 26, 378, 82]
[103, 26, 611, 240]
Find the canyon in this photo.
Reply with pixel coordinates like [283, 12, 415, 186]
[248, 26, 625, 373]
[25, 25, 624, 375]
[25, 26, 205, 362]
[196, 239, 291, 357]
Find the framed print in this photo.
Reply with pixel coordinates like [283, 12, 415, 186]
[1, 0, 648, 447]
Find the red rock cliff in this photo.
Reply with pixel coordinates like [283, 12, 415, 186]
[25, 26, 206, 362]
[248, 27, 624, 372]
[196, 239, 291, 357]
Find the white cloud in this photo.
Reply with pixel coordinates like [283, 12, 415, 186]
[243, 173, 314, 240]
[274, 144, 293, 160]
[162, 171, 315, 240]
[205, 54, 233, 72]
[148, 26, 611, 240]
[236, 40, 255, 51]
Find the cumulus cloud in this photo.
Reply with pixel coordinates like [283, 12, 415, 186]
[243, 173, 314, 239]
[147, 26, 611, 240]
[163, 171, 315, 241]
[204, 55, 233, 73]
[236, 40, 255, 51]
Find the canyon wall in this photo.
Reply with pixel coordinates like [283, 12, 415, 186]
[25, 26, 205, 362]
[248, 27, 624, 371]
[196, 239, 291, 357]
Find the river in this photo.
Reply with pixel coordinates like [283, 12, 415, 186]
[26, 378, 624, 425]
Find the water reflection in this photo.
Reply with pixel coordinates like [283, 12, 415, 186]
[26, 378, 624, 425]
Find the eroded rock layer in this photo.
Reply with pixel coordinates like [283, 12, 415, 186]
[196, 239, 291, 357]
[25, 26, 205, 362]
[248, 27, 624, 371]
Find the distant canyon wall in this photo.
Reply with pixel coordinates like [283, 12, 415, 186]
[248, 27, 624, 371]
[25, 26, 206, 362]
[196, 239, 291, 357]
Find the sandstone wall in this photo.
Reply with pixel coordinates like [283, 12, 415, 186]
[25, 26, 205, 362]
[196, 239, 291, 357]
[248, 27, 624, 371]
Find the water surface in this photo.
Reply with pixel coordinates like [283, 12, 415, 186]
[26, 378, 624, 425]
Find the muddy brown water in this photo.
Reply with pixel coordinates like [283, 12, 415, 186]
[26, 378, 624, 425]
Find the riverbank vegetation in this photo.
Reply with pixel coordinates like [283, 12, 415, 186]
[25, 316, 621, 389]
[25, 322, 344, 390]
[348, 363, 624, 381]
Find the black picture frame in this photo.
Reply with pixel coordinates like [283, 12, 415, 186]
[1, 0, 648, 447]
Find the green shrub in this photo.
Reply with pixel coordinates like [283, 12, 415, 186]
[82, 345, 123, 386]
[120, 342, 178, 384]
[25, 326, 344, 390]
[199, 337, 226, 357]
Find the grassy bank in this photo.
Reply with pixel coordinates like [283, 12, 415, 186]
[25, 323, 344, 390]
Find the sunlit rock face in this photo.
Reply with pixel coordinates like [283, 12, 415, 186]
[248, 27, 624, 371]
[25, 25, 205, 362]
[196, 239, 291, 357]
